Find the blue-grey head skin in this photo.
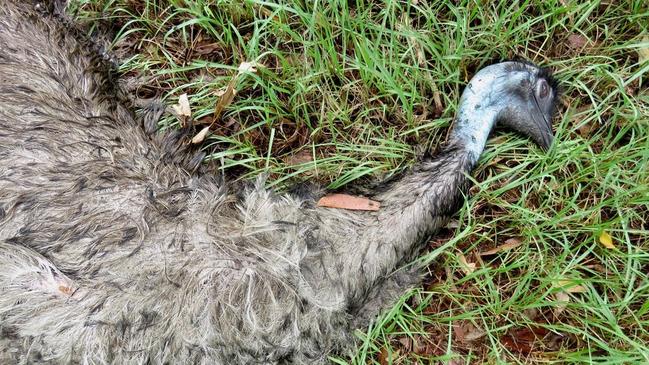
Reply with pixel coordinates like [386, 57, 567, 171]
[450, 61, 559, 163]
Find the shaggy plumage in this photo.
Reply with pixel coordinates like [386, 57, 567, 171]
[0, 1, 558, 364]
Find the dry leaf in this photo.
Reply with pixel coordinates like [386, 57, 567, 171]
[398, 336, 412, 351]
[454, 321, 485, 343]
[317, 194, 380, 211]
[238, 61, 258, 74]
[213, 80, 237, 121]
[445, 219, 460, 229]
[567, 34, 588, 49]
[457, 253, 476, 275]
[566, 285, 587, 293]
[599, 231, 615, 249]
[195, 42, 222, 56]
[172, 93, 191, 117]
[212, 61, 260, 122]
[257, 5, 275, 19]
[378, 347, 399, 365]
[479, 238, 523, 256]
[501, 326, 551, 354]
[554, 280, 587, 293]
[378, 347, 389, 365]
[554, 291, 570, 315]
[453, 322, 466, 343]
[191, 126, 211, 144]
[464, 325, 486, 342]
[638, 36, 649, 64]
[552, 278, 587, 315]
[284, 150, 313, 165]
[433, 90, 443, 116]
[214, 88, 227, 97]
[58, 285, 73, 296]
[577, 120, 598, 138]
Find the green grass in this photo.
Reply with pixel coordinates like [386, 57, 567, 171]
[70, 0, 648, 363]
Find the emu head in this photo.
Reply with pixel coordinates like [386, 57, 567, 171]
[493, 61, 558, 149]
[454, 61, 559, 154]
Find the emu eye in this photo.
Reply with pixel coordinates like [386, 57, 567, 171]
[538, 79, 549, 99]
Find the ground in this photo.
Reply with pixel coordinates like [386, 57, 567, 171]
[69, 0, 648, 363]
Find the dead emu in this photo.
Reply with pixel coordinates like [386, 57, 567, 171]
[0, 1, 559, 364]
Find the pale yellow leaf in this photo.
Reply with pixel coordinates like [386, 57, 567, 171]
[457, 253, 476, 275]
[599, 231, 615, 249]
[191, 126, 211, 144]
[566, 285, 587, 293]
[317, 194, 380, 211]
[554, 291, 570, 315]
[638, 36, 649, 64]
[172, 93, 191, 117]
[479, 238, 523, 256]
[237, 61, 258, 75]
[553, 279, 588, 293]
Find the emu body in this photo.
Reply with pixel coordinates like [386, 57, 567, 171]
[0, 1, 557, 364]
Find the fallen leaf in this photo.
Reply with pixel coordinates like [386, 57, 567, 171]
[214, 88, 228, 97]
[554, 291, 570, 315]
[577, 121, 598, 138]
[501, 326, 551, 354]
[172, 93, 191, 117]
[213, 61, 260, 122]
[567, 285, 587, 293]
[599, 231, 615, 249]
[445, 219, 460, 229]
[454, 321, 485, 343]
[453, 322, 466, 343]
[464, 326, 487, 341]
[284, 150, 313, 165]
[237, 61, 258, 74]
[567, 34, 588, 49]
[213, 80, 237, 121]
[638, 36, 649, 64]
[398, 336, 412, 351]
[554, 280, 587, 293]
[584, 263, 607, 273]
[194, 42, 222, 56]
[457, 253, 476, 275]
[317, 194, 380, 211]
[191, 126, 211, 144]
[552, 278, 587, 315]
[58, 285, 73, 295]
[256, 5, 275, 19]
[378, 347, 388, 365]
[378, 347, 399, 365]
[479, 238, 523, 256]
[433, 90, 443, 116]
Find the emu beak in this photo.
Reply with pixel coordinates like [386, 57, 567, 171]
[530, 110, 554, 150]
[530, 95, 555, 151]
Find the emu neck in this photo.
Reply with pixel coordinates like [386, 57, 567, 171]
[449, 73, 502, 165]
